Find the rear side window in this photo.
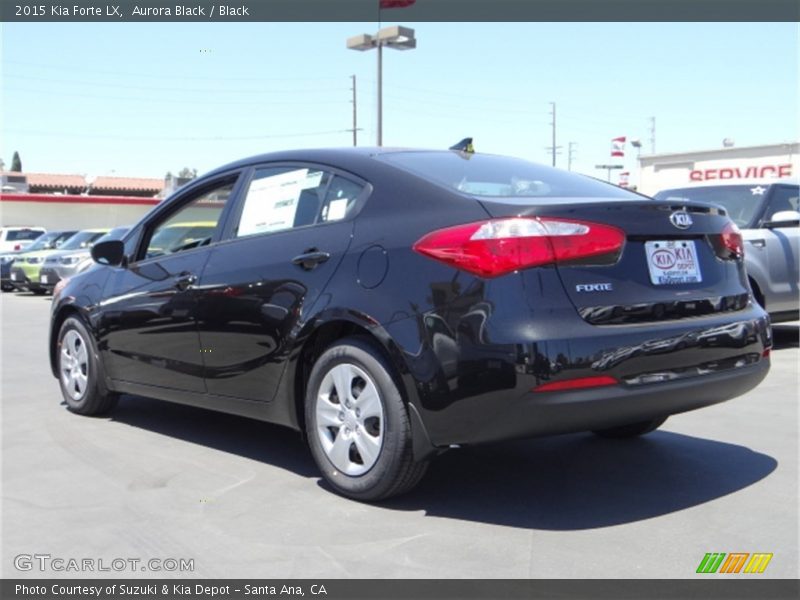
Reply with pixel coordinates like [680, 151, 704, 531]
[379, 151, 637, 201]
[236, 167, 364, 238]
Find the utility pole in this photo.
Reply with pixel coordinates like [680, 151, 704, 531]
[649, 116, 656, 154]
[568, 142, 577, 171]
[350, 75, 358, 147]
[545, 102, 562, 167]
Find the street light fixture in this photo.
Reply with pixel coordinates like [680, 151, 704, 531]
[347, 25, 416, 147]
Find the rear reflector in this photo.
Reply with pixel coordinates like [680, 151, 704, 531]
[413, 217, 625, 278]
[762, 348, 771, 359]
[533, 375, 619, 393]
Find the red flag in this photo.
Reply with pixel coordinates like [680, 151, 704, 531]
[611, 136, 626, 157]
[380, 0, 416, 8]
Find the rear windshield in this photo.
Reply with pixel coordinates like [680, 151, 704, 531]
[6, 229, 44, 241]
[654, 185, 767, 228]
[60, 230, 108, 251]
[379, 151, 638, 201]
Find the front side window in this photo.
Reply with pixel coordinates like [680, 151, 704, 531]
[143, 181, 234, 259]
[236, 167, 364, 238]
[763, 186, 800, 223]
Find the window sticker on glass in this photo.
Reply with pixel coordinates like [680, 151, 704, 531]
[327, 198, 349, 221]
[238, 169, 323, 237]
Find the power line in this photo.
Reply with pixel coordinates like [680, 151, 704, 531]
[5, 74, 348, 95]
[4, 128, 351, 142]
[4, 59, 344, 82]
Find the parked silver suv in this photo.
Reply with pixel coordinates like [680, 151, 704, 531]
[655, 181, 799, 322]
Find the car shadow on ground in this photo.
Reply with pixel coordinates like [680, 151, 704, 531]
[772, 323, 799, 350]
[383, 432, 777, 530]
[107, 395, 777, 530]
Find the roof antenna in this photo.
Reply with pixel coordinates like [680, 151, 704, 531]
[449, 137, 475, 153]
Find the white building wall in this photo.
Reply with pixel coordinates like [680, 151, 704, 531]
[638, 143, 799, 196]
[0, 198, 159, 230]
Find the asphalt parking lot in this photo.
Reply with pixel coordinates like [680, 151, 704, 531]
[1, 290, 797, 579]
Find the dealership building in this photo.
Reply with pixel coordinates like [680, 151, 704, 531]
[637, 142, 799, 196]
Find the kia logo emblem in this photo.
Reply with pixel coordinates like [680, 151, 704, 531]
[670, 211, 693, 229]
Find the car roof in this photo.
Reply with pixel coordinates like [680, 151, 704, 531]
[201, 147, 464, 179]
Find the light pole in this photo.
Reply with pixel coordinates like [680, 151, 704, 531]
[347, 25, 416, 147]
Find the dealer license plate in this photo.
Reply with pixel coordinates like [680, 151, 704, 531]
[645, 240, 702, 285]
[10, 272, 17, 281]
[41, 275, 49, 284]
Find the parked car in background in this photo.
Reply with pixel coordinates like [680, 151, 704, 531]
[2, 230, 78, 291]
[0, 226, 46, 253]
[12, 228, 107, 294]
[51, 148, 771, 501]
[655, 181, 799, 322]
[39, 226, 130, 293]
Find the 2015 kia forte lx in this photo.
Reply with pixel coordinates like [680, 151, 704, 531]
[49, 147, 771, 501]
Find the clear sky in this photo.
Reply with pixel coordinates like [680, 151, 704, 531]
[1, 22, 798, 184]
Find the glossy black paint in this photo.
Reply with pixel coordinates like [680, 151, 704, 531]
[50, 148, 771, 456]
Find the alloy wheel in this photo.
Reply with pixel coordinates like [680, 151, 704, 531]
[60, 329, 89, 401]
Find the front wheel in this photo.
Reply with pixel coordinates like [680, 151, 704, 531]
[57, 316, 118, 415]
[592, 416, 667, 439]
[305, 337, 428, 501]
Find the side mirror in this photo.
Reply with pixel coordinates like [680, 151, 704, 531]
[764, 210, 800, 229]
[91, 240, 126, 267]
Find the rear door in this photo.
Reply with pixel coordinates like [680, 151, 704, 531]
[196, 164, 368, 401]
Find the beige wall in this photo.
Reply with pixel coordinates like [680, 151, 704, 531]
[0, 199, 159, 230]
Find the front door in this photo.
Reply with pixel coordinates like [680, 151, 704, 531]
[98, 177, 239, 392]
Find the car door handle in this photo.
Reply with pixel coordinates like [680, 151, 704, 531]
[292, 250, 331, 270]
[747, 239, 766, 248]
[174, 272, 197, 290]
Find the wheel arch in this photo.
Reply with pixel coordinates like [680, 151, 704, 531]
[288, 312, 436, 460]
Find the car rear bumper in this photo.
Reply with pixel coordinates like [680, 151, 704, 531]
[395, 302, 772, 447]
[462, 356, 769, 445]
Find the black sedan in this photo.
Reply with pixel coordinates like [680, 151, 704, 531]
[49, 147, 771, 501]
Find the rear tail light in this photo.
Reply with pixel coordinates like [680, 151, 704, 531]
[533, 375, 619, 393]
[719, 221, 744, 259]
[413, 217, 625, 278]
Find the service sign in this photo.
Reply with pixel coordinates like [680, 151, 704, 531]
[645, 240, 702, 285]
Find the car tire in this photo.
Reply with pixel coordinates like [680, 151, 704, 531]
[32, 288, 47, 295]
[56, 316, 119, 415]
[592, 416, 667, 438]
[305, 337, 428, 501]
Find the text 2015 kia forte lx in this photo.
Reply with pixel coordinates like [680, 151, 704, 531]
[49, 147, 771, 501]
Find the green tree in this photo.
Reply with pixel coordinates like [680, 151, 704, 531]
[10, 151, 22, 172]
[177, 167, 197, 179]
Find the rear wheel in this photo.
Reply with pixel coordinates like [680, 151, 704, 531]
[592, 416, 667, 438]
[305, 337, 428, 501]
[57, 316, 118, 415]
